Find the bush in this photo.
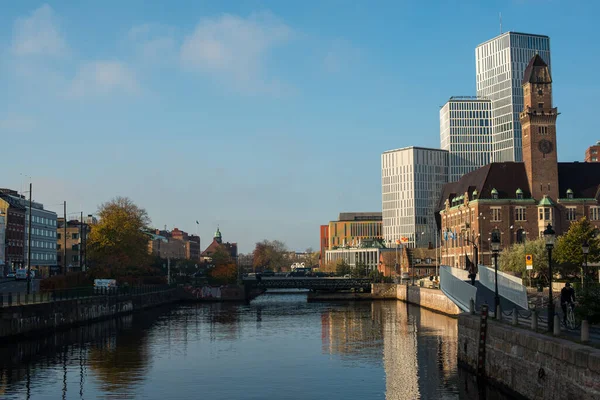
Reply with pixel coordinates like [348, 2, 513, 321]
[576, 285, 600, 324]
[40, 272, 92, 291]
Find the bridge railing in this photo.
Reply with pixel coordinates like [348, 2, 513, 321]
[478, 265, 528, 310]
[440, 266, 477, 312]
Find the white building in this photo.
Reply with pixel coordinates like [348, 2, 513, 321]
[440, 96, 492, 182]
[381, 147, 448, 248]
[325, 247, 381, 273]
[476, 31, 551, 162]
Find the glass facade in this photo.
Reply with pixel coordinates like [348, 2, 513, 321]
[381, 147, 448, 248]
[476, 32, 551, 162]
[440, 97, 492, 182]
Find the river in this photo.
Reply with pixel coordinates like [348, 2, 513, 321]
[0, 291, 512, 399]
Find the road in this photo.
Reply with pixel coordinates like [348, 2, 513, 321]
[0, 279, 40, 294]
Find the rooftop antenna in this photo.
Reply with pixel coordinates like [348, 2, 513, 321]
[499, 12, 502, 34]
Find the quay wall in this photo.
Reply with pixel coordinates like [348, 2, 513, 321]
[458, 313, 600, 400]
[0, 289, 179, 339]
[370, 283, 461, 316]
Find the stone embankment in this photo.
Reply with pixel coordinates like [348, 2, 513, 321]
[458, 313, 600, 400]
[0, 288, 179, 339]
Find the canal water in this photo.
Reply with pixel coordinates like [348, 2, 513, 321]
[0, 292, 512, 399]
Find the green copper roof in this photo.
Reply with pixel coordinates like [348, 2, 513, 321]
[214, 227, 221, 238]
[491, 188, 498, 195]
[566, 188, 573, 194]
[538, 196, 554, 206]
[516, 188, 523, 194]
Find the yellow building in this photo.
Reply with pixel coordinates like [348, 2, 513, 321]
[328, 212, 382, 248]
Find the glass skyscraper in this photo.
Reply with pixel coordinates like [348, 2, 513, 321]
[476, 32, 551, 162]
[440, 97, 492, 182]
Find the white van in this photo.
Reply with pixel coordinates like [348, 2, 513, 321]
[15, 269, 28, 280]
[94, 279, 118, 292]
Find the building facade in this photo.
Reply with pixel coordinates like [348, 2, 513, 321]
[328, 212, 382, 248]
[382, 147, 448, 248]
[324, 247, 382, 273]
[0, 189, 58, 273]
[200, 228, 238, 262]
[585, 141, 600, 162]
[476, 32, 551, 162]
[0, 195, 25, 272]
[57, 218, 90, 272]
[440, 97, 492, 182]
[440, 55, 600, 268]
[319, 224, 329, 267]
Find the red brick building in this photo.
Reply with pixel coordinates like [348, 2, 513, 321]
[438, 55, 600, 269]
[200, 227, 237, 262]
[319, 225, 329, 267]
[585, 141, 599, 162]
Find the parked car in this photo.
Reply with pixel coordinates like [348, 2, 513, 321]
[94, 279, 118, 292]
[6, 272, 16, 279]
[343, 274, 351, 278]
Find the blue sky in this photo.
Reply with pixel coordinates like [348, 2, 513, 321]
[1, 1, 598, 253]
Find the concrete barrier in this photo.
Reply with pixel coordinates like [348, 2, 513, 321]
[370, 283, 461, 316]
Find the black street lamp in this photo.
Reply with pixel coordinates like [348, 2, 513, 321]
[544, 223, 556, 332]
[582, 239, 590, 289]
[490, 229, 501, 317]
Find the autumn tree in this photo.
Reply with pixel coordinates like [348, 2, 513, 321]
[499, 238, 548, 281]
[208, 263, 238, 284]
[210, 245, 233, 266]
[554, 217, 600, 278]
[336, 260, 351, 276]
[252, 240, 287, 271]
[87, 197, 154, 278]
[320, 259, 338, 274]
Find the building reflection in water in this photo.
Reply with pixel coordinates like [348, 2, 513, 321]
[321, 301, 459, 399]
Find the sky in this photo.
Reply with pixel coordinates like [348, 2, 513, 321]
[1, 1, 599, 253]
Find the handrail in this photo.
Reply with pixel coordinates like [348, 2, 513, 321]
[478, 265, 528, 310]
[440, 266, 477, 312]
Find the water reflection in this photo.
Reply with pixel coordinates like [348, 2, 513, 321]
[0, 297, 513, 399]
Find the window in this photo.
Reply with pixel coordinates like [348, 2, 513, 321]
[57, 244, 61, 250]
[566, 207, 577, 221]
[57, 233, 61, 239]
[539, 207, 552, 221]
[515, 207, 526, 221]
[591, 207, 600, 221]
[72, 244, 79, 251]
[72, 233, 79, 240]
[414, 258, 421, 264]
[491, 208, 501, 222]
[71, 255, 79, 262]
[538, 103, 544, 109]
[516, 229, 526, 244]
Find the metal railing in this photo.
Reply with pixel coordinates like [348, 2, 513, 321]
[478, 265, 528, 310]
[440, 265, 477, 312]
[0, 285, 174, 308]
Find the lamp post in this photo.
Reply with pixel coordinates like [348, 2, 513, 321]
[543, 223, 556, 332]
[582, 239, 590, 290]
[490, 229, 501, 317]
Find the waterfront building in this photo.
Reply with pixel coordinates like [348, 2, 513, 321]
[325, 244, 383, 273]
[0, 195, 25, 272]
[476, 32, 551, 162]
[439, 55, 600, 268]
[440, 97, 492, 182]
[57, 218, 91, 272]
[0, 189, 58, 275]
[319, 224, 329, 267]
[382, 147, 448, 248]
[585, 141, 600, 162]
[147, 228, 202, 261]
[327, 212, 382, 249]
[200, 227, 238, 262]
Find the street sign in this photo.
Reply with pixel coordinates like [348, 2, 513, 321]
[526, 254, 533, 270]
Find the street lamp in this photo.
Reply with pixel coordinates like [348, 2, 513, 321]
[490, 229, 501, 317]
[582, 239, 590, 289]
[544, 223, 556, 332]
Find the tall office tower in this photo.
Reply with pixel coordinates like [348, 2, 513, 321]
[381, 147, 448, 248]
[440, 96, 492, 182]
[476, 32, 550, 162]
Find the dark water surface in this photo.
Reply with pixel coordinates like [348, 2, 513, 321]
[0, 292, 512, 399]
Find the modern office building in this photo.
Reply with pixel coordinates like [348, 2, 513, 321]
[324, 246, 382, 273]
[440, 96, 492, 182]
[476, 31, 551, 162]
[0, 189, 58, 275]
[381, 147, 448, 248]
[327, 212, 383, 249]
[585, 141, 600, 162]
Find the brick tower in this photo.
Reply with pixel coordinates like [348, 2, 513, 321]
[519, 54, 559, 201]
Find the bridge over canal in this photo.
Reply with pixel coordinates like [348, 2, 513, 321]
[242, 277, 372, 291]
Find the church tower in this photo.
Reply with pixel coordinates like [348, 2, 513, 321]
[519, 54, 559, 201]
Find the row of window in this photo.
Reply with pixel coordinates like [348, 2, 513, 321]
[26, 227, 56, 238]
[57, 233, 79, 240]
[31, 216, 56, 226]
[27, 253, 56, 261]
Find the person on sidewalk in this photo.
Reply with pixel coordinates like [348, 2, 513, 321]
[560, 282, 575, 321]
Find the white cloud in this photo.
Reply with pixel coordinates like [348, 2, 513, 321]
[12, 4, 67, 57]
[0, 115, 36, 133]
[127, 24, 178, 64]
[323, 39, 362, 73]
[67, 61, 139, 98]
[180, 11, 292, 93]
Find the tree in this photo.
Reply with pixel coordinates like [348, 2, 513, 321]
[320, 259, 338, 273]
[336, 260, 351, 276]
[208, 263, 237, 284]
[302, 248, 320, 268]
[252, 240, 287, 271]
[499, 238, 549, 281]
[211, 245, 233, 266]
[352, 261, 367, 278]
[87, 197, 154, 278]
[554, 217, 600, 278]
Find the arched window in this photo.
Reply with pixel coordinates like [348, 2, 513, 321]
[516, 229, 526, 244]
